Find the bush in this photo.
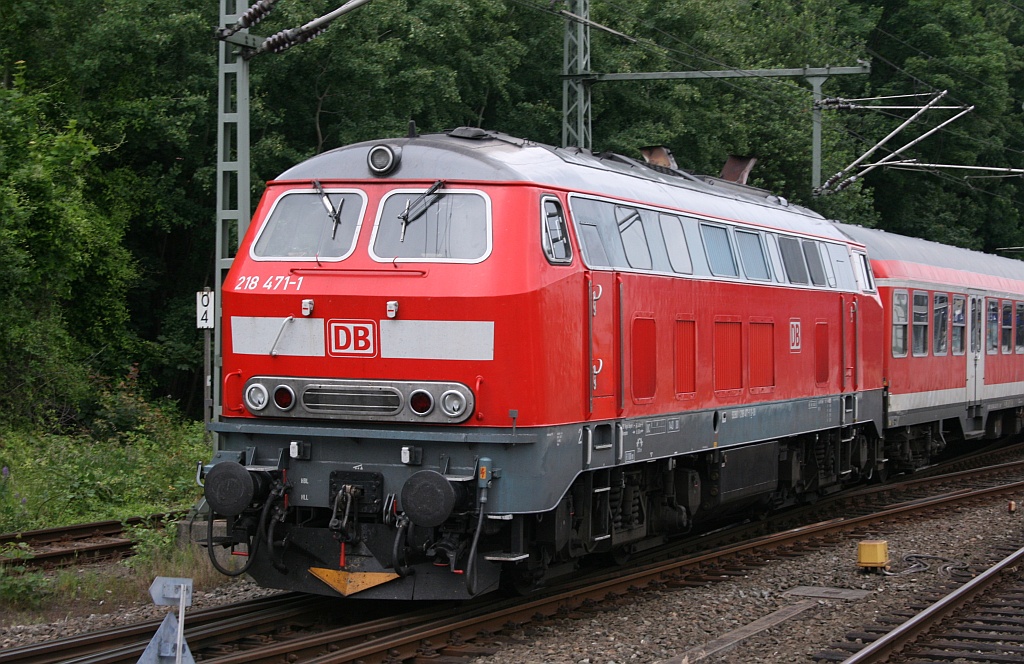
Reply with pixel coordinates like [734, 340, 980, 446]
[0, 378, 210, 533]
[0, 544, 52, 608]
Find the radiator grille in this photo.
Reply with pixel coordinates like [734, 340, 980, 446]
[303, 385, 402, 415]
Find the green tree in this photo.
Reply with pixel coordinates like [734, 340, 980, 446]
[0, 67, 136, 427]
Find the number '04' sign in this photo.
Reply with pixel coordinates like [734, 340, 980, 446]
[196, 291, 215, 329]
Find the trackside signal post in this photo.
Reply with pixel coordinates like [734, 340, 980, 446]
[212, 0, 373, 448]
[559, 0, 869, 189]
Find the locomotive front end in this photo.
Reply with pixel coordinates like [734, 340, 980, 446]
[201, 135, 566, 600]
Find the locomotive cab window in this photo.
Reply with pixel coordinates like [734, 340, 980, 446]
[252, 188, 366, 261]
[371, 188, 491, 263]
[892, 290, 909, 357]
[541, 197, 572, 264]
[700, 223, 739, 277]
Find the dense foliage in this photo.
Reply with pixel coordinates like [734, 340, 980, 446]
[0, 0, 1022, 488]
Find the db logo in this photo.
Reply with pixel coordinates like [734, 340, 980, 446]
[328, 320, 377, 357]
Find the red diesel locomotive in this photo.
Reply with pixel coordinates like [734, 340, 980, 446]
[202, 127, 1024, 600]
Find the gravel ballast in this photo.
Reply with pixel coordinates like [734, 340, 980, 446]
[1, 499, 1021, 662]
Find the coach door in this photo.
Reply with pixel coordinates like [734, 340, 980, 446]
[587, 270, 620, 418]
[966, 293, 984, 410]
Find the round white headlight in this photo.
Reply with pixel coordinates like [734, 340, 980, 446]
[245, 383, 269, 411]
[440, 390, 467, 417]
[367, 144, 401, 175]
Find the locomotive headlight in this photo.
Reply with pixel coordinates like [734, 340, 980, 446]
[245, 383, 269, 411]
[367, 144, 401, 175]
[439, 390, 467, 417]
[273, 385, 295, 411]
[409, 389, 434, 416]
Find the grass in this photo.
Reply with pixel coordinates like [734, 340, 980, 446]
[0, 378, 234, 620]
[0, 520, 242, 625]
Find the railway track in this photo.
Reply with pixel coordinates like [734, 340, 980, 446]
[818, 544, 1024, 663]
[0, 515, 176, 569]
[8, 451, 1024, 663]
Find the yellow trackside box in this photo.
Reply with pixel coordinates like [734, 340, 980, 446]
[857, 540, 889, 570]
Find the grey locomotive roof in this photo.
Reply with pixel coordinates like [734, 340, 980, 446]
[836, 222, 1024, 282]
[277, 127, 853, 244]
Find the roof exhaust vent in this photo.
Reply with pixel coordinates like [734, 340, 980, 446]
[640, 145, 678, 170]
[720, 156, 757, 185]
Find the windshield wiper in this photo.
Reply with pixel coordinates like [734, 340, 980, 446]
[312, 180, 343, 237]
[399, 179, 445, 242]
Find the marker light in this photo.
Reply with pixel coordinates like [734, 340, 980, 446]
[409, 389, 434, 416]
[274, 385, 296, 411]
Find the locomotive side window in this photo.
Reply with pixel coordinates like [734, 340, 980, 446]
[252, 189, 366, 261]
[933, 293, 949, 356]
[571, 197, 625, 268]
[659, 214, 693, 274]
[892, 290, 909, 357]
[700, 223, 739, 277]
[803, 241, 828, 287]
[825, 244, 857, 291]
[372, 189, 490, 262]
[616, 206, 653, 270]
[912, 291, 929, 356]
[541, 198, 572, 264]
[854, 252, 876, 292]
[1002, 300, 1013, 354]
[952, 295, 966, 355]
[735, 230, 771, 281]
[777, 236, 809, 284]
[987, 299, 999, 354]
[1017, 302, 1024, 353]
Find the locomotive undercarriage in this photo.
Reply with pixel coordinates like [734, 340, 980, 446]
[202, 415, 895, 599]
[202, 393, 1024, 599]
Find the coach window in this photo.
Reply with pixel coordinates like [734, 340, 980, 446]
[616, 206, 652, 270]
[659, 214, 693, 274]
[952, 295, 966, 355]
[735, 230, 771, 280]
[541, 198, 572, 264]
[1002, 300, 1013, 354]
[986, 299, 999, 354]
[1017, 303, 1024, 353]
[933, 293, 949, 355]
[912, 291, 929, 356]
[892, 290, 909, 357]
[803, 241, 828, 287]
[700, 223, 739, 277]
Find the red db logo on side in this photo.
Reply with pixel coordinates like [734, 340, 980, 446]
[328, 320, 377, 356]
